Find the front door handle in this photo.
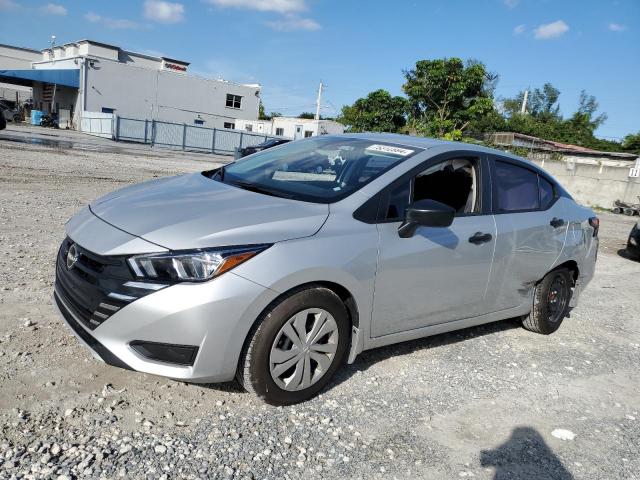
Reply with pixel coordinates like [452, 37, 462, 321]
[550, 217, 565, 228]
[469, 232, 492, 245]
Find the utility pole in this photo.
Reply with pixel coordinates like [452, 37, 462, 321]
[520, 90, 529, 114]
[315, 81, 323, 120]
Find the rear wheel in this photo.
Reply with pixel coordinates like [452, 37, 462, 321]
[237, 287, 350, 405]
[522, 268, 573, 335]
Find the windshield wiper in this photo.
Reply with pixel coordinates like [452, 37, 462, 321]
[229, 181, 294, 199]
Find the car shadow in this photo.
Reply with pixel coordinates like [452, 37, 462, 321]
[480, 426, 573, 479]
[617, 248, 639, 262]
[197, 317, 524, 397]
[330, 316, 522, 389]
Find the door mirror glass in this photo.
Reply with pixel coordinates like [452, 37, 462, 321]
[398, 199, 455, 238]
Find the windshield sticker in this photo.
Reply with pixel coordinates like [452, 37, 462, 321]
[365, 144, 414, 156]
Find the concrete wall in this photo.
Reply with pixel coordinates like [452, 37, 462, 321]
[0, 44, 41, 69]
[529, 152, 640, 208]
[84, 59, 260, 129]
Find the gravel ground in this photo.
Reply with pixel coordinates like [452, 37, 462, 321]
[1, 137, 639, 480]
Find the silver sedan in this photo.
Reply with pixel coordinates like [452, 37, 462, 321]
[54, 134, 599, 404]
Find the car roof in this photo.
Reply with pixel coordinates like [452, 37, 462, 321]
[334, 131, 542, 170]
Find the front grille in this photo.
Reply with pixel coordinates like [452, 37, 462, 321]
[55, 237, 157, 330]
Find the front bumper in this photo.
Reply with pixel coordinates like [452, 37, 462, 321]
[54, 238, 279, 383]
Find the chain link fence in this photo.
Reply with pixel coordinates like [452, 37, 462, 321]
[114, 116, 285, 155]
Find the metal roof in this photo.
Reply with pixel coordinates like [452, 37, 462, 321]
[0, 69, 80, 88]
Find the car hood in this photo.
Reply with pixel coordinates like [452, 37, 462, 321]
[90, 173, 329, 250]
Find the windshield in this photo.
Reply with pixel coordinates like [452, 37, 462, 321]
[213, 136, 422, 203]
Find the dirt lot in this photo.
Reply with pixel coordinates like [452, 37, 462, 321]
[0, 136, 639, 480]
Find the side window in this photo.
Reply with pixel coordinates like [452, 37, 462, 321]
[385, 181, 411, 220]
[539, 176, 555, 209]
[494, 160, 540, 212]
[383, 157, 480, 221]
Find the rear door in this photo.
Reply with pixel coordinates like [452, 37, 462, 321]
[485, 157, 568, 312]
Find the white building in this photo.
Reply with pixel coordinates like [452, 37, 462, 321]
[235, 116, 344, 139]
[0, 40, 261, 129]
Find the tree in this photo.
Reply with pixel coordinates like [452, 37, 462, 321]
[258, 101, 268, 120]
[622, 132, 640, 154]
[337, 89, 408, 133]
[503, 83, 561, 120]
[298, 112, 315, 119]
[402, 58, 496, 138]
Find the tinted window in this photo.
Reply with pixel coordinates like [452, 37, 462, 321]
[385, 181, 411, 220]
[539, 176, 555, 209]
[495, 161, 540, 212]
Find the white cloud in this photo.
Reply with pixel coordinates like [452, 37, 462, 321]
[84, 12, 140, 29]
[266, 14, 319, 31]
[144, 0, 184, 23]
[513, 24, 526, 35]
[40, 3, 66, 15]
[0, 0, 19, 10]
[503, 0, 519, 8]
[608, 22, 627, 32]
[534, 20, 569, 40]
[207, 0, 306, 14]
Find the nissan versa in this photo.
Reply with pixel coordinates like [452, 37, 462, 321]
[54, 134, 599, 405]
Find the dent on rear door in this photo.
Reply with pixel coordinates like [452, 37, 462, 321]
[487, 205, 568, 312]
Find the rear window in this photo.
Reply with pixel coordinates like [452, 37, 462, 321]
[494, 161, 540, 212]
[539, 176, 555, 209]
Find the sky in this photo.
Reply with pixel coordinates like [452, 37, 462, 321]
[0, 0, 638, 140]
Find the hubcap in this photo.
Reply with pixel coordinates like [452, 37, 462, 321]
[547, 275, 568, 323]
[269, 308, 339, 391]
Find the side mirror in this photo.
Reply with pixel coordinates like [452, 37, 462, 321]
[398, 199, 455, 238]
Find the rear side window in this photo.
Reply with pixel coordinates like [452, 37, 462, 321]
[494, 161, 539, 212]
[539, 176, 555, 209]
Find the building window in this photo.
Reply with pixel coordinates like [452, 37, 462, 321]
[275, 127, 284, 136]
[225, 94, 242, 109]
[223, 122, 235, 129]
[304, 131, 313, 138]
[101, 107, 115, 114]
[245, 124, 253, 132]
[194, 119, 205, 126]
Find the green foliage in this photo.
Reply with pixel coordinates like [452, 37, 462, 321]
[402, 58, 496, 137]
[622, 131, 640, 154]
[501, 87, 623, 151]
[336, 89, 408, 133]
[330, 56, 634, 152]
[298, 112, 315, 119]
[258, 102, 268, 120]
[258, 103, 281, 121]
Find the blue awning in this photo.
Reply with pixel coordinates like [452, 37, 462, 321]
[0, 69, 79, 88]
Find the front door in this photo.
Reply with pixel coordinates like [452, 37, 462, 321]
[371, 155, 496, 338]
[294, 124, 303, 140]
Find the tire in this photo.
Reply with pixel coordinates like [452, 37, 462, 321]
[612, 207, 622, 214]
[237, 287, 350, 405]
[522, 268, 573, 335]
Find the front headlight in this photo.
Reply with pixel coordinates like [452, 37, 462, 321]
[128, 245, 270, 282]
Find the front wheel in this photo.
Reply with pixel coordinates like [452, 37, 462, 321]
[237, 287, 350, 405]
[522, 268, 573, 335]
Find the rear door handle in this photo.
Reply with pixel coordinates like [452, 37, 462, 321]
[550, 217, 565, 228]
[469, 232, 492, 245]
